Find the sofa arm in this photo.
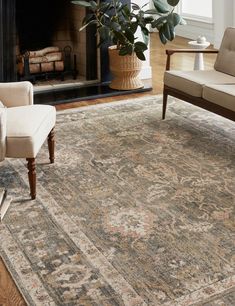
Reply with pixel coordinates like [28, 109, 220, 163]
[165, 49, 218, 70]
[0, 81, 33, 107]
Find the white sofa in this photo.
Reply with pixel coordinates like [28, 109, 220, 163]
[162, 27, 235, 122]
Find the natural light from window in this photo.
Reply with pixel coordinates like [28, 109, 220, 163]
[181, 0, 212, 20]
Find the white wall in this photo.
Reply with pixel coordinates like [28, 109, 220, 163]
[173, 0, 235, 48]
[213, 0, 234, 48]
[175, 19, 214, 44]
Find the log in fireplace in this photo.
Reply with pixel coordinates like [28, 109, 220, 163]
[18, 46, 77, 83]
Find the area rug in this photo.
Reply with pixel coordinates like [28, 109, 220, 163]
[0, 95, 234, 306]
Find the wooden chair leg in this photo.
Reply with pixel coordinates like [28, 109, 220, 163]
[48, 127, 55, 164]
[162, 90, 168, 120]
[26, 158, 36, 200]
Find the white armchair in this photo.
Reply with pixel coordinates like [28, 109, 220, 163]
[0, 81, 56, 199]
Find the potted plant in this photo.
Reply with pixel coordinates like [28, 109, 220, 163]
[71, 0, 184, 90]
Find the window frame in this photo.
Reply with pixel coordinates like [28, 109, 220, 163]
[179, 0, 213, 24]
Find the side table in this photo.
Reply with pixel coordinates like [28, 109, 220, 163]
[188, 40, 210, 70]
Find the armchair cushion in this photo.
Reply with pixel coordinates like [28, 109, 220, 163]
[6, 105, 56, 158]
[0, 103, 7, 161]
[164, 70, 235, 97]
[0, 81, 33, 107]
[214, 27, 235, 77]
[202, 84, 235, 112]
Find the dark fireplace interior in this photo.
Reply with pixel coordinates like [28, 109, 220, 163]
[16, 0, 67, 52]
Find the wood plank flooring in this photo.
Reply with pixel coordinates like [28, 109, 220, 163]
[0, 34, 216, 305]
[56, 34, 215, 110]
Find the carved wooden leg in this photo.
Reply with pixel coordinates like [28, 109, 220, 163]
[26, 158, 36, 200]
[48, 128, 55, 164]
[162, 90, 168, 120]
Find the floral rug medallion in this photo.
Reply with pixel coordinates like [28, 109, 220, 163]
[0, 96, 234, 305]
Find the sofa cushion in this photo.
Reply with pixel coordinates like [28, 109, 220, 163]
[0, 102, 7, 161]
[164, 70, 235, 97]
[6, 105, 56, 158]
[214, 27, 235, 77]
[203, 84, 235, 112]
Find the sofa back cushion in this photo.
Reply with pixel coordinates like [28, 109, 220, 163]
[214, 27, 235, 76]
[0, 102, 7, 161]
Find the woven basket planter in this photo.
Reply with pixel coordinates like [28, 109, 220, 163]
[108, 46, 144, 90]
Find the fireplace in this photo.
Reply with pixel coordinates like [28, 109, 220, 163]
[0, 0, 111, 83]
[0, 0, 151, 104]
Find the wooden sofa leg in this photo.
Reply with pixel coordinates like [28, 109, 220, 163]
[26, 158, 36, 200]
[48, 128, 55, 164]
[162, 91, 168, 120]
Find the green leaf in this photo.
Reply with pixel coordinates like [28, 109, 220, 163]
[100, 2, 112, 12]
[141, 27, 149, 45]
[158, 31, 167, 44]
[79, 19, 97, 31]
[167, 0, 180, 7]
[119, 47, 129, 56]
[144, 9, 159, 15]
[135, 51, 146, 61]
[131, 3, 140, 11]
[124, 28, 135, 44]
[119, 44, 133, 56]
[141, 26, 149, 35]
[113, 30, 126, 44]
[127, 44, 134, 55]
[134, 41, 148, 52]
[179, 17, 187, 25]
[152, 0, 170, 14]
[141, 3, 149, 9]
[130, 21, 138, 34]
[121, 4, 131, 16]
[151, 16, 166, 30]
[172, 12, 181, 26]
[71, 1, 92, 8]
[162, 22, 175, 41]
[110, 22, 121, 32]
[144, 16, 154, 24]
[98, 26, 110, 41]
[82, 14, 94, 25]
[89, 0, 97, 11]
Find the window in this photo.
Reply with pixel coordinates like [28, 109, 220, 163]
[180, 0, 212, 22]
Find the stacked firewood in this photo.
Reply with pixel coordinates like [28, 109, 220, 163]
[18, 46, 64, 75]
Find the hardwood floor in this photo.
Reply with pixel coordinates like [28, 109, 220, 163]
[0, 34, 216, 305]
[56, 34, 215, 110]
[0, 258, 26, 306]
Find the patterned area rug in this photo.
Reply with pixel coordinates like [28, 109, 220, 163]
[0, 96, 234, 306]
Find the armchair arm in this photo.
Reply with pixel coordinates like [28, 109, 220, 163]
[0, 81, 33, 108]
[165, 49, 218, 70]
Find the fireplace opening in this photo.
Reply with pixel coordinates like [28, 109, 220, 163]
[15, 0, 98, 86]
